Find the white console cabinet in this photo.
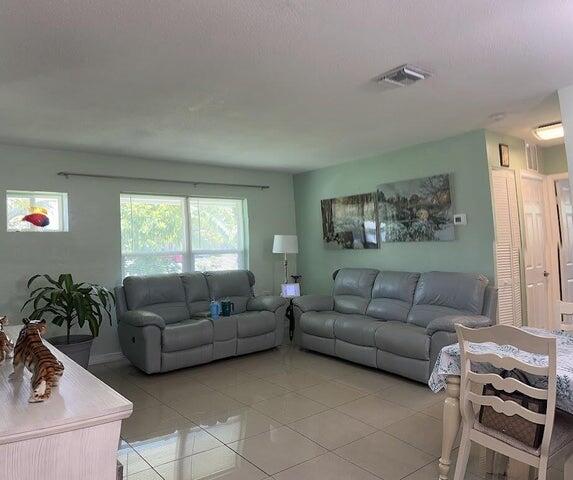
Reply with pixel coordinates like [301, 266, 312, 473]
[0, 326, 132, 480]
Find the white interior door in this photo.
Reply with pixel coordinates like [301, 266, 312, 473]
[521, 172, 549, 328]
[556, 178, 573, 302]
[491, 169, 522, 327]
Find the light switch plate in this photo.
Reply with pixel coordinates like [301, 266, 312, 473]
[453, 213, 467, 226]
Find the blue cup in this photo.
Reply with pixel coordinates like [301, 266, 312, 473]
[210, 301, 221, 320]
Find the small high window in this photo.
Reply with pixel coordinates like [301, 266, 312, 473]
[6, 191, 69, 232]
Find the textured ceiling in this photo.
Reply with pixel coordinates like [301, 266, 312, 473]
[0, 1, 572, 172]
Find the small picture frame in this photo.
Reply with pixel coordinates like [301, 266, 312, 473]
[499, 144, 510, 167]
[281, 283, 301, 298]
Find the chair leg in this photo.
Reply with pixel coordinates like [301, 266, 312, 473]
[484, 448, 507, 475]
[564, 452, 573, 480]
[536, 457, 547, 480]
[485, 448, 495, 474]
[453, 426, 471, 480]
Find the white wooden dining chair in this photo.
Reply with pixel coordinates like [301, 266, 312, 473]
[555, 300, 573, 332]
[454, 324, 573, 480]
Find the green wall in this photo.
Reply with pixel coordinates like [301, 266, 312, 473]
[541, 144, 568, 174]
[293, 130, 495, 294]
[485, 131, 527, 171]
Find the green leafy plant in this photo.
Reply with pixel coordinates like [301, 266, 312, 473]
[22, 274, 115, 344]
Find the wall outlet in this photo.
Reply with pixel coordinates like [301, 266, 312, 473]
[453, 213, 467, 226]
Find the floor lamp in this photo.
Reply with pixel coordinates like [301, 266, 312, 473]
[273, 234, 299, 342]
[272, 234, 298, 284]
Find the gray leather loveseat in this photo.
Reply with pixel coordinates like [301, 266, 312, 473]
[115, 270, 287, 374]
[293, 269, 497, 383]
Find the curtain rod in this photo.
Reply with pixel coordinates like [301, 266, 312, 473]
[57, 172, 270, 190]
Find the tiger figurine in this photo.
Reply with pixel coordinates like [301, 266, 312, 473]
[0, 316, 14, 363]
[10, 319, 64, 402]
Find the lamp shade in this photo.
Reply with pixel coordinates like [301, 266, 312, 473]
[272, 235, 298, 254]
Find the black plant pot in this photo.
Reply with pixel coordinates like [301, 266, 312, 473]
[49, 335, 93, 368]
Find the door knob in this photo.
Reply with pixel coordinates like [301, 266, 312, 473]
[544, 271, 550, 277]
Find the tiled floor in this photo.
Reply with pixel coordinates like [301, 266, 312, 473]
[90, 345, 567, 480]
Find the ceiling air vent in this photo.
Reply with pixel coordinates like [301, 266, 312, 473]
[376, 64, 431, 87]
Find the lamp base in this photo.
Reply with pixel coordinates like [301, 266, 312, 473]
[283, 254, 288, 284]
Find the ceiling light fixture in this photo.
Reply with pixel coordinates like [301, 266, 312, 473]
[533, 122, 564, 141]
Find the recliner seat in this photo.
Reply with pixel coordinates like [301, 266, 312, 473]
[115, 270, 287, 374]
[293, 268, 497, 383]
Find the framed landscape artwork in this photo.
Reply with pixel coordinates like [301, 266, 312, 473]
[377, 174, 454, 242]
[321, 193, 378, 249]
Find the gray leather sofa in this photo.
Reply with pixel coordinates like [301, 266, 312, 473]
[115, 270, 287, 374]
[293, 269, 497, 383]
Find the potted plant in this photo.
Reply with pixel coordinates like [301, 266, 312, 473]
[22, 273, 115, 368]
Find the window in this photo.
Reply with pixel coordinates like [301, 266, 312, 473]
[189, 198, 245, 272]
[526, 143, 540, 172]
[121, 195, 187, 277]
[120, 194, 246, 277]
[6, 191, 69, 232]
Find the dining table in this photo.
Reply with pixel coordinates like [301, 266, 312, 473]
[428, 327, 573, 480]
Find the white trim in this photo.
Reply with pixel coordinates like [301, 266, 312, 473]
[546, 173, 570, 181]
[89, 351, 125, 366]
[520, 169, 545, 181]
[547, 173, 571, 329]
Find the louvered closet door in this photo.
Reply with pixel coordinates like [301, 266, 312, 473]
[492, 169, 522, 326]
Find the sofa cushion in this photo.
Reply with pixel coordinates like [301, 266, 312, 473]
[211, 315, 237, 342]
[333, 268, 378, 314]
[334, 317, 382, 347]
[301, 311, 336, 338]
[204, 270, 254, 313]
[181, 273, 211, 315]
[407, 272, 488, 328]
[375, 322, 430, 361]
[301, 311, 368, 339]
[236, 311, 276, 338]
[124, 275, 189, 325]
[366, 271, 420, 322]
[135, 303, 188, 325]
[162, 318, 213, 352]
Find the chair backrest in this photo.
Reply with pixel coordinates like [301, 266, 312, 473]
[203, 269, 255, 314]
[456, 324, 557, 460]
[481, 285, 498, 320]
[556, 300, 573, 332]
[331, 268, 378, 315]
[181, 272, 211, 315]
[366, 271, 420, 322]
[407, 272, 489, 328]
[122, 274, 190, 324]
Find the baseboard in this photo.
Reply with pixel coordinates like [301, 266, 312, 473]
[89, 351, 125, 366]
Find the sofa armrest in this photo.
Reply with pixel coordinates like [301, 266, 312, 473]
[247, 296, 287, 312]
[119, 310, 166, 330]
[292, 295, 334, 312]
[426, 315, 491, 336]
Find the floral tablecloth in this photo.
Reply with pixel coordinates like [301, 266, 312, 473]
[428, 328, 573, 414]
